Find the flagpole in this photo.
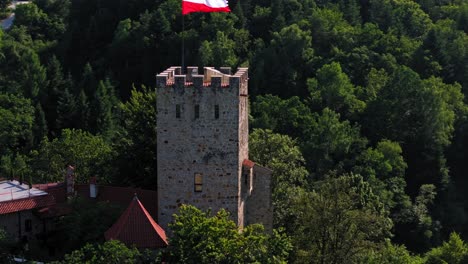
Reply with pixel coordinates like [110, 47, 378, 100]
[181, 14, 185, 73]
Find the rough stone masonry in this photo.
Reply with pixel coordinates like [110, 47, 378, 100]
[156, 66, 273, 232]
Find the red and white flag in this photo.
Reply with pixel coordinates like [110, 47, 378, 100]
[182, 0, 231, 15]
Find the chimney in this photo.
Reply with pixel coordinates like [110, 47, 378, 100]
[89, 176, 98, 198]
[66, 165, 75, 195]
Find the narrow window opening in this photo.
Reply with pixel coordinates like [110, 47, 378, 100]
[195, 105, 200, 119]
[176, 104, 181, 118]
[194, 173, 203, 192]
[25, 219, 32, 232]
[215, 105, 219, 119]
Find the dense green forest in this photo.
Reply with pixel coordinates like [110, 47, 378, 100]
[0, 0, 468, 262]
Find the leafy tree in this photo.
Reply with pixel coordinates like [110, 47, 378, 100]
[368, 0, 432, 38]
[291, 174, 392, 264]
[308, 62, 365, 117]
[33, 103, 48, 146]
[361, 241, 423, 264]
[251, 24, 314, 97]
[302, 108, 367, 177]
[394, 184, 439, 252]
[89, 78, 118, 139]
[48, 198, 122, 256]
[425, 233, 468, 264]
[413, 19, 467, 86]
[42, 56, 66, 134]
[13, 3, 50, 39]
[78, 63, 97, 98]
[199, 31, 237, 68]
[309, 7, 356, 55]
[113, 86, 156, 187]
[249, 128, 308, 228]
[0, 154, 13, 180]
[75, 88, 90, 130]
[54, 240, 140, 264]
[0, 0, 10, 12]
[0, 41, 46, 99]
[55, 74, 77, 130]
[363, 66, 465, 194]
[353, 140, 409, 211]
[251, 95, 314, 139]
[0, 93, 34, 154]
[167, 205, 291, 264]
[30, 129, 113, 183]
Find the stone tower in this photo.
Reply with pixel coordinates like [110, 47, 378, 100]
[156, 66, 272, 231]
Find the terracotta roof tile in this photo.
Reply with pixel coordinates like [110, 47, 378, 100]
[0, 195, 56, 214]
[242, 159, 255, 169]
[105, 196, 168, 249]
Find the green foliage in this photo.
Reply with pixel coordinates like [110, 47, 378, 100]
[167, 205, 291, 264]
[353, 140, 409, 211]
[425, 233, 468, 264]
[251, 95, 314, 139]
[0, 0, 10, 10]
[369, 0, 432, 37]
[89, 77, 118, 139]
[55, 240, 140, 264]
[49, 198, 122, 255]
[249, 128, 308, 228]
[251, 23, 314, 97]
[308, 62, 365, 116]
[302, 108, 367, 176]
[291, 174, 392, 264]
[360, 241, 423, 264]
[199, 31, 238, 68]
[29, 129, 113, 183]
[55, 74, 77, 130]
[0, 40, 46, 99]
[0, 93, 34, 154]
[113, 85, 156, 186]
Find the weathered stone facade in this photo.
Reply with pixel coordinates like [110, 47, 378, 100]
[156, 66, 272, 231]
[0, 210, 45, 242]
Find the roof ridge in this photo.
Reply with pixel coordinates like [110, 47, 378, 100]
[136, 199, 168, 245]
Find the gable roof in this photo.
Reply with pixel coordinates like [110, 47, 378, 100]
[104, 196, 168, 249]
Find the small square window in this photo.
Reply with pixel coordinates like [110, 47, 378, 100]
[195, 105, 200, 119]
[215, 105, 219, 119]
[194, 173, 203, 192]
[176, 104, 181, 118]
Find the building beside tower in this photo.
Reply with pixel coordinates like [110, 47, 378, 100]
[156, 66, 273, 231]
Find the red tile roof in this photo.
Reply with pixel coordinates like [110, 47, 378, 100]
[105, 196, 168, 249]
[0, 195, 56, 215]
[242, 159, 255, 169]
[33, 182, 67, 203]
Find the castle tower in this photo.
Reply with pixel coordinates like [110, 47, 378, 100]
[156, 66, 272, 231]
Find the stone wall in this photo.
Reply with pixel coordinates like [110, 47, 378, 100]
[246, 165, 273, 232]
[0, 210, 45, 242]
[156, 67, 249, 230]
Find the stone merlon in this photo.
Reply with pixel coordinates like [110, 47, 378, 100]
[156, 66, 248, 92]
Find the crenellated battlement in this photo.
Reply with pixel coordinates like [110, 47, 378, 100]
[156, 66, 248, 92]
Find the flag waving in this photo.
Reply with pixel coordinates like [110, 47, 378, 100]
[182, 0, 231, 15]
